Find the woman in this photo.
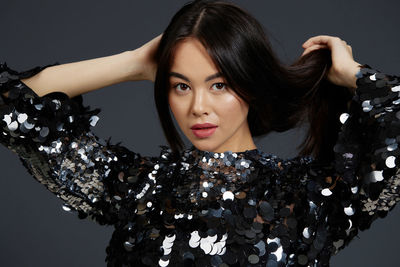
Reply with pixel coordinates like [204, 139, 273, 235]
[1, 0, 399, 266]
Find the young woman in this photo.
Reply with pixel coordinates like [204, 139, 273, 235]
[1, 0, 399, 266]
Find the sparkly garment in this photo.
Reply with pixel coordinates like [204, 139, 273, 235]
[1, 62, 400, 267]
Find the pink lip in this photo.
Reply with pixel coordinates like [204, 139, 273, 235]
[191, 126, 217, 138]
[190, 123, 218, 138]
[191, 123, 217, 129]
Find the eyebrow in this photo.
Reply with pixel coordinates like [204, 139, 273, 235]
[169, 72, 223, 82]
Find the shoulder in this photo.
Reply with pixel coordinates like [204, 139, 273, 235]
[158, 145, 174, 161]
[263, 154, 338, 190]
[256, 152, 316, 175]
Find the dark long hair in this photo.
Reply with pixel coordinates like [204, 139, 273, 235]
[154, 0, 353, 163]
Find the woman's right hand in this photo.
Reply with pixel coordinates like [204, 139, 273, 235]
[133, 33, 162, 82]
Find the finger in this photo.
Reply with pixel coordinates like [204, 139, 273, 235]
[347, 45, 353, 56]
[301, 44, 328, 57]
[302, 35, 336, 47]
[302, 35, 340, 48]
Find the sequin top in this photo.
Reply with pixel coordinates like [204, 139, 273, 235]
[1, 62, 400, 267]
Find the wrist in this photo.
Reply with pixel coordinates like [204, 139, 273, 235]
[345, 61, 362, 91]
[118, 50, 147, 82]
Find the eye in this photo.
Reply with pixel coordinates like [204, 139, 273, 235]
[211, 83, 227, 91]
[173, 83, 190, 93]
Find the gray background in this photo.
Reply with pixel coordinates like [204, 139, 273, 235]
[1, 0, 399, 266]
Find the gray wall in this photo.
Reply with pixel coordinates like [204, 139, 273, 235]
[1, 0, 399, 266]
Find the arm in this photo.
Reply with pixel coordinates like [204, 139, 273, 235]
[0, 35, 165, 225]
[270, 65, 400, 266]
[287, 65, 400, 264]
[0, 62, 165, 225]
[300, 36, 400, 223]
[333, 65, 400, 223]
[2, 34, 161, 98]
[19, 50, 142, 98]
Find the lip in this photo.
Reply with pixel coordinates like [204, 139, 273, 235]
[190, 123, 218, 138]
[191, 127, 217, 138]
[190, 123, 217, 129]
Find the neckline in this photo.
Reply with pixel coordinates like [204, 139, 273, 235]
[158, 144, 277, 164]
[187, 144, 262, 159]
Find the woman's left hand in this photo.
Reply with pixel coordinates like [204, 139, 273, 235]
[301, 35, 362, 89]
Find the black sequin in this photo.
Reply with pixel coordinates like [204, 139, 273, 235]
[1, 62, 400, 266]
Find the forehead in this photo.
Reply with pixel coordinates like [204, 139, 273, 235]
[170, 38, 220, 75]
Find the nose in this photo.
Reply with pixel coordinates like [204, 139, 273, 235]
[191, 88, 209, 117]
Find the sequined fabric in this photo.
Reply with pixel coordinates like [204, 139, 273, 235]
[1, 62, 400, 266]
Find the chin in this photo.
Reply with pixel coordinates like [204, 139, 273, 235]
[192, 142, 218, 152]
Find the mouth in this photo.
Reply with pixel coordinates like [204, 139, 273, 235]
[191, 126, 216, 129]
[191, 126, 218, 138]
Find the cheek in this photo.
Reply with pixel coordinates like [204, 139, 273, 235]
[168, 95, 185, 122]
[217, 95, 248, 123]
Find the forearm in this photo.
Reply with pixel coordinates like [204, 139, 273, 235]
[4, 50, 145, 98]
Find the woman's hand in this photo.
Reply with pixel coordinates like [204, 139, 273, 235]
[129, 33, 162, 82]
[301, 35, 362, 89]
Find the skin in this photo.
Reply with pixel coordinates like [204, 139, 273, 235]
[167, 37, 257, 153]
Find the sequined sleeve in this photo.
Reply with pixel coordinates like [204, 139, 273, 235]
[279, 65, 400, 265]
[330, 65, 400, 228]
[0, 62, 159, 226]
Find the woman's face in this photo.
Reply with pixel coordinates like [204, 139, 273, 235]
[168, 38, 256, 153]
